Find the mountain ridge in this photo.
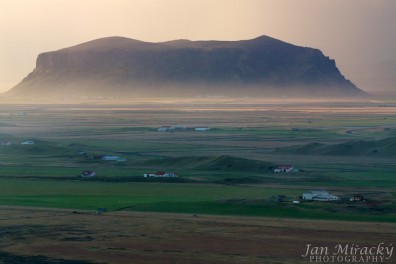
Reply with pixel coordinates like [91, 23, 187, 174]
[4, 35, 366, 99]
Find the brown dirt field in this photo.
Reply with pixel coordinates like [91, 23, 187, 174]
[0, 206, 395, 264]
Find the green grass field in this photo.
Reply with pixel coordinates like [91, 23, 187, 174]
[1, 99, 396, 222]
[0, 178, 394, 222]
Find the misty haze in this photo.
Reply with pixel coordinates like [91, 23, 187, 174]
[0, 1, 395, 264]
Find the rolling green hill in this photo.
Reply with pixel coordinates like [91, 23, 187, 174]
[278, 137, 396, 156]
[195, 155, 275, 172]
[138, 155, 275, 172]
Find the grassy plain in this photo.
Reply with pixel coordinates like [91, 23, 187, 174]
[1, 99, 396, 207]
[0, 98, 395, 262]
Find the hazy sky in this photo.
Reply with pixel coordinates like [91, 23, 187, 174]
[1, 0, 395, 92]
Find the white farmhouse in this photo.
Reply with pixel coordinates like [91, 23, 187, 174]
[274, 164, 294, 173]
[144, 171, 178, 177]
[101, 155, 127, 161]
[21, 140, 35, 145]
[194, 127, 210, 131]
[303, 190, 340, 201]
[80, 171, 97, 178]
[157, 126, 172, 132]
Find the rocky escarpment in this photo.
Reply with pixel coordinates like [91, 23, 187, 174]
[5, 36, 366, 98]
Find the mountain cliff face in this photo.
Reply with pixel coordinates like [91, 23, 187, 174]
[5, 36, 365, 98]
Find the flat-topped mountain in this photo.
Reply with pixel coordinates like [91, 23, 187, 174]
[5, 36, 366, 98]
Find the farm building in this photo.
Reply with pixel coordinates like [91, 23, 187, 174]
[173, 125, 187, 130]
[274, 164, 294, 173]
[21, 140, 35, 145]
[303, 190, 340, 201]
[350, 195, 364, 201]
[80, 171, 96, 178]
[144, 171, 178, 178]
[157, 126, 173, 132]
[194, 127, 210, 131]
[101, 155, 125, 161]
[0, 141, 12, 146]
[102, 155, 119, 161]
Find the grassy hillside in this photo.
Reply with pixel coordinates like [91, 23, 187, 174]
[138, 156, 214, 168]
[277, 137, 396, 156]
[196, 155, 275, 172]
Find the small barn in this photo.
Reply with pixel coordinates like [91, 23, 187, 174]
[102, 155, 121, 161]
[194, 127, 210, 131]
[350, 195, 364, 201]
[21, 140, 35, 145]
[102, 155, 127, 161]
[274, 164, 294, 173]
[80, 171, 96, 178]
[144, 171, 178, 178]
[157, 126, 172, 132]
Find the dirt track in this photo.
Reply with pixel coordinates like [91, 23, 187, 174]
[0, 206, 395, 264]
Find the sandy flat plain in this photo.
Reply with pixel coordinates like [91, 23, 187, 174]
[0, 206, 395, 264]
